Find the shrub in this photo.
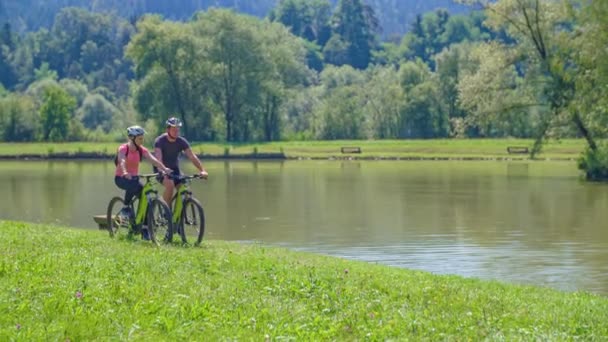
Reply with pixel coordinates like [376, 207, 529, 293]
[578, 142, 608, 181]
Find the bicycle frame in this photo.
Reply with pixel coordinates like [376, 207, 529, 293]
[130, 174, 162, 228]
[171, 177, 194, 225]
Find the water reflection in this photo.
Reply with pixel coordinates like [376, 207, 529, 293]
[1, 160, 607, 295]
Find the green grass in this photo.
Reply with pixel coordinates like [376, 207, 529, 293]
[0, 139, 588, 160]
[1, 221, 607, 340]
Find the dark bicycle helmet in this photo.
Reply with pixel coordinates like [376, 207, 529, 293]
[126, 125, 146, 137]
[166, 117, 183, 127]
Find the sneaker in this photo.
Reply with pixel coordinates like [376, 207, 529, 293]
[141, 226, 150, 241]
[118, 206, 131, 219]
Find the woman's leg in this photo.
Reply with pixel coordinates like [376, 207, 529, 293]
[114, 176, 143, 205]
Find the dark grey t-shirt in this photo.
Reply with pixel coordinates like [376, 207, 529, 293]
[153, 134, 190, 169]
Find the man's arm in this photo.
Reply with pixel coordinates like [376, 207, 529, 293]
[154, 147, 163, 166]
[184, 148, 208, 179]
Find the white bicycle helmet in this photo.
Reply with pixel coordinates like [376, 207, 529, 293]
[126, 125, 146, 137]
[166, 117, 183, 127]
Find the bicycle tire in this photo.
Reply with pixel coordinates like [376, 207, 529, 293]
[147, 198, 173, 244]
[106, 196, 128, 237]
[178, 197, 205, 245]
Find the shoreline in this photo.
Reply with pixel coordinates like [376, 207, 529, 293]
[0, 152, 577, 162]
[0, 139, 586, 162]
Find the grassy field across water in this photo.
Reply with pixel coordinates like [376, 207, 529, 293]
[1, 221, 607, 340]
[0, 139, 587, 160]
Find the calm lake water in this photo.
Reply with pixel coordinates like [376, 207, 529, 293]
[2, 160, 607, 295]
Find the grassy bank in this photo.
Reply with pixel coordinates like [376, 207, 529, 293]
[0, 139, 587, 160]
[1, 221, 607, 340]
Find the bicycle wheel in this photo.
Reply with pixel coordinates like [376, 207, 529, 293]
[178, 197, 205, 245]
[106, 196, 129, 237]
[147, 198, 173, 243]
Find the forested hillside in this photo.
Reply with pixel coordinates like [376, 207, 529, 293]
[0, 0, 468, 37]
[1, 0, 607, 179]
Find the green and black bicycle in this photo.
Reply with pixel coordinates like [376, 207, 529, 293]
[169, 174, 206, 245]
[106, 173, 174, 244]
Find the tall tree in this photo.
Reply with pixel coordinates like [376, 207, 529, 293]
[398, 60, 448, 138]
[193, 9, 272, 142]
[0, 22, 17, 89]
[269, 0, 332, 46]
[127, 15, 210, 139]
[39, 85, 76, 141]
[0, 94, 39, 141]
[364, 65, 402, 138]
[328, 0, 380, 69]
[459, 0, 598, 157]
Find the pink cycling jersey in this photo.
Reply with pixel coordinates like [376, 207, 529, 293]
[114, 144, 149, 176]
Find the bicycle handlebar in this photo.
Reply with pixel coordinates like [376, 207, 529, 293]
[168, 174, 206, 182]
[133, 173, 162, 181]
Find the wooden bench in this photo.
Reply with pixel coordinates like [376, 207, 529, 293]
[341, 146, 362, 154]
[93, 215, 108, 230]
[507, 146, 529, 154]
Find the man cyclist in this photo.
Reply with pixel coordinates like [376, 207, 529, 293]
[154, 117, 208, 207]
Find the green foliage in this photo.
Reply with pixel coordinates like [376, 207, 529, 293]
[578, 143, 608, 181]
[364, 66, 402, 138]
[0, 0, 606, 151]
[59, 78, 88, 107]
[400, 10, 489, 69]
[33, 62, 58, 81]
[328, 0, 379, 69]
[0, 23, 18, 89]
[401, 82, 449, 138]
[319, 86, 367, 139]
[322, 34, 350, 66]
[66, 120, 88, 142]
[77, 94, 119, 132]
[569, 0, 608, 139]
[39, 85, 76, 141]
[0, 94, 40, 141]
[269, 0, 332, 47]
[457, 41, 543, 137]
[127, 15, 208, 139]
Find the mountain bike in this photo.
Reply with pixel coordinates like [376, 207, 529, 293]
[106, 173, 173, 244]
[170, 174, 206, 245]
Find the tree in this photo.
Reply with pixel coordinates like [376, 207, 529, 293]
[401, 9, 485, 69]
[0, 94, 40, 141]
[269, 0, 332, 46]
[328, 0, 380, 69]
[319, 86, 367, 139]
[0, 22, 18, 89]
[194, 10, 272, 142]
[458, 42, 543, 137]
[459, 0, 598, 157]
[398, 60, 448, 138]
[255, 21, 312, 141]
[363, 65, 402, 138]
[569, 0, 608, 139]
[322, 34, 350, 67]
[78, 93, 119, 132]
[129, 10, 309, 142]
[127, 15, 210, 140]
[315, 65, 367, 139]
[39, 85, 76, 141]
[570, 0, 608, 180]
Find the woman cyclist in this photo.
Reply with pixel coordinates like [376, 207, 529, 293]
[114, 125, 172, 228]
